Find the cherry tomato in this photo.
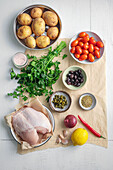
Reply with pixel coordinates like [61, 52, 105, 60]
[74, 53, 80, 59]
[94, 50, 100, 58]
[89, 53, 95, 62]
[70, 47, 76, 53]
[79, 54, 87, 61]
[85, 33, 89, 38]
[89, 44, 94, 52]
[86, 42, 89, 46]
[71, 40, 78, 47]
[94, 46, 100, 51]
[91, 51, 95, 56]
[77, 37, 83, 42]
[79, 32, 87, 38]
[75, 46, 82, 54]
[82, 49, 89, 55]
[82, 36, 89, 43]
[96, 41, 104, 48]
[83, 43, 89, 50]
[78, 41, 84, 48]
[89, 37, 96, 45]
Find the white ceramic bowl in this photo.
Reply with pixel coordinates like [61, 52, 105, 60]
[11, 105, 55, 147]
[69, 31, 104, 64]
[79, 93, 96, 110]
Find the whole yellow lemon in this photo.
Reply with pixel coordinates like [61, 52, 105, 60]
[71, 128, 88, 146]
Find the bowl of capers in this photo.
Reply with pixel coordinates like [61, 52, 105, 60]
[49, 91, 72, 112]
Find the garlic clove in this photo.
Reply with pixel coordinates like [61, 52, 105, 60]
[58, 134, 64, 140]
[56, 136, 61, 144]
[58, 134, 69, 145]
[61, 139, 69, 145]
[63, 130, 68, 138]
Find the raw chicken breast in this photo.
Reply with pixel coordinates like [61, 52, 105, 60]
[12, 111, 39, 145]
[21, 107, 51, 134]
[12, 107, 51, 145]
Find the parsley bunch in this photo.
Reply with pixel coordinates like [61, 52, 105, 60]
[8, 41, 67, 101]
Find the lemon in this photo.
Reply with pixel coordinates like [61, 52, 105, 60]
[71, 128, 88, 146]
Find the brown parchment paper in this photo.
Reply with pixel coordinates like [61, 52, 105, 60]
[18, 38, 108, 154]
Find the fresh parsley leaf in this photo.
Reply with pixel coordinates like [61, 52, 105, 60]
[62, 54, 67, 59]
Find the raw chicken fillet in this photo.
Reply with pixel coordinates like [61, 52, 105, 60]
[12, 107, 51, 145]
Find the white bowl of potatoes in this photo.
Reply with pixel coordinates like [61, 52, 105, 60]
[14, 4, 62, 50]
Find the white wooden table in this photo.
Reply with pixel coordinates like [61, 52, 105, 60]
[0, 0, 113, 169]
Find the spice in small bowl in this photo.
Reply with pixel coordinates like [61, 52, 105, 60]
[12, 52, 28, 69]
[79, 93, 96, 110]
[81, 95, 93, 108]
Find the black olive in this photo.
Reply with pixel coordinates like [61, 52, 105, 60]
[74, 82, 77, 86]
[78, 77, 81, 81]
[69, 70, 74, 74]
[71, 79, 75, 85]
[70, 74, 74, 79]
[67, 77, 71, 82]
[79, 73, 83, 78]
[76, 83, 81, 87]
[75, 71, 79, 76]
[75, 79, 79, 83]
[67, 81, 71, 85]
[80, 78, 84, 83]
[78, 69, 82, 73]
[67, 73, 71, 78]
[74, 75, 77, 79]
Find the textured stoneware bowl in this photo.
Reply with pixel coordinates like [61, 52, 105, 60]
[62, 65, 87, 90]
[49, 91, 72, 112]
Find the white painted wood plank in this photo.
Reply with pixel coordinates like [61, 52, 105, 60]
[0, 0, 113, 170]
[90, 0, 113, 139]
[0, 140, 113, 170]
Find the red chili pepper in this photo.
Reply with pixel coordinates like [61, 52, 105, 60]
[78, 115, 105, 139]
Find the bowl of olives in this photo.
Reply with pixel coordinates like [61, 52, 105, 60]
[62, 66, 87, 90]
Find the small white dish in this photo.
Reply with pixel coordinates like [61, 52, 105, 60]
[79, 93, 96, 110]
[69, 31, 104, 64]
[49, 91, 71, 112]
[11, 105, 55, 147]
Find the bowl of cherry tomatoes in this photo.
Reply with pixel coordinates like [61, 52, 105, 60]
[69, 31, 104, 64]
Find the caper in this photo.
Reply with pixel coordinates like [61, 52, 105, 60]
[52, 94, 68, 109]
[65, 101, 68, 105]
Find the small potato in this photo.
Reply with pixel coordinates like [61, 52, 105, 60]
[17, 13, 32, 25]
[36, 35, 50, 48]
[47, 27, 59, 40]
[32, 18, 45, 36]
[25, 36, 36, 48]
[42, 11, 58, 26]
[17, 26, 32, 39]
[31, 8, 42, 18]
